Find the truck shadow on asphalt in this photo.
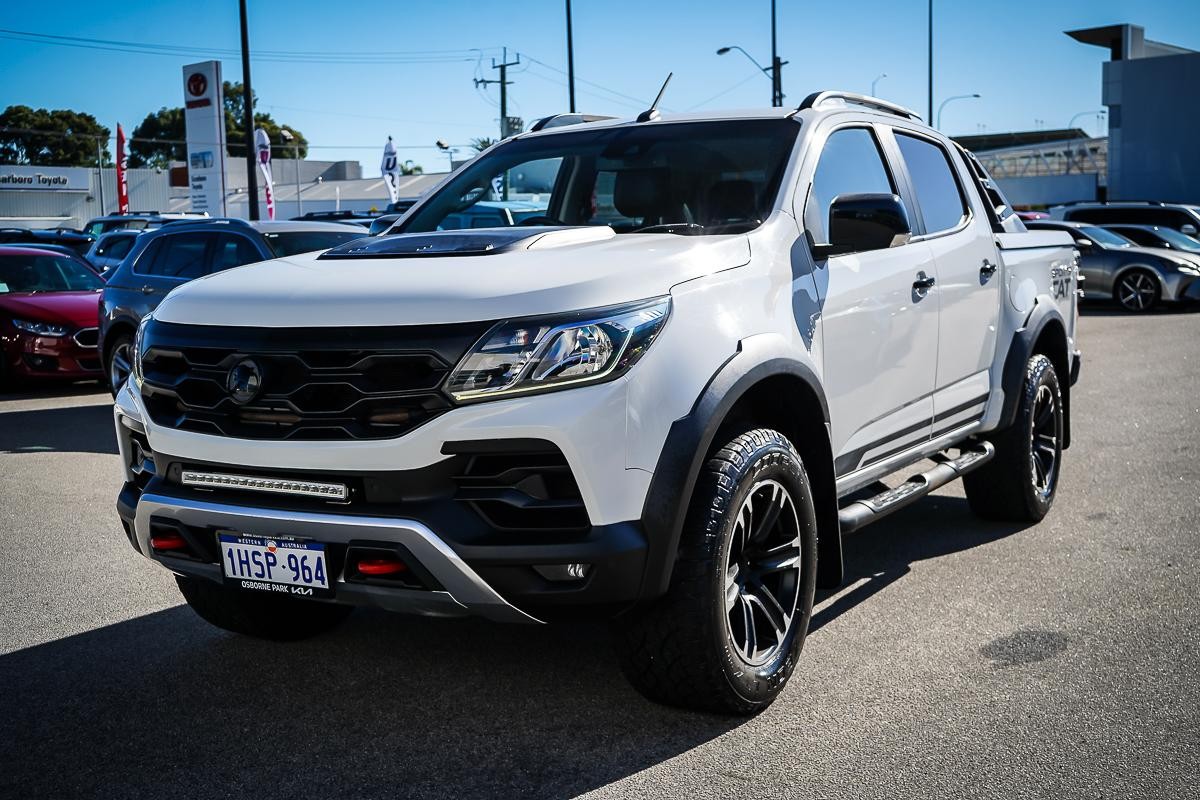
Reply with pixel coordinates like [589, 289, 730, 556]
[811, 494, 1032, 633]
[0, 401, 117, 455]
[0, 493, 1030, 800]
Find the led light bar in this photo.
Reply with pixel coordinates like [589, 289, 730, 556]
[181, 470, 350, 501]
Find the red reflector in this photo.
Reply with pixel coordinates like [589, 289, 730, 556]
[357, 557, 407, 576]
[150, 532, 188, 551]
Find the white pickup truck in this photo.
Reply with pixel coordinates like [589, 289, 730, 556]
[113, 91, 1080, 714]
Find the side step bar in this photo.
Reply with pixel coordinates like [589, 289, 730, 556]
[838, 441, 995, 534]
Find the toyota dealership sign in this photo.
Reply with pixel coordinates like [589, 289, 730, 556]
[182, 60, 228, 215]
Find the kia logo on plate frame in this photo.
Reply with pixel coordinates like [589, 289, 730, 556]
[226, 359, 263, 405]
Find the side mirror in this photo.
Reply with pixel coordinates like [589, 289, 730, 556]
[1181, 224, 1198, 236]
[1074, 238, 1093, 249]
[811, 193, 911, 260]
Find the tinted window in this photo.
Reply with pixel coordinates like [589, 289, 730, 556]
[807, 128, 896, 243]
[96, 235, 134, 259]
[1109, 227, 1157, 247]
[138, 232, 211, 279]
[1066, 207, 1194, 228]
[213, 234, 264, 271]
[0, 253, 103, 293]
[262, 230, 363, 257]
[896, 134, 967, 234]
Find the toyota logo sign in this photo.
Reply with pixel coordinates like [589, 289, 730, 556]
[187, 72, 207, 97]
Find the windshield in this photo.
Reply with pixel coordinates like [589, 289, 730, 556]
[1146, 227, 1200, 251]
[1081, 226, 1134, 248]
[262, 230, 365, 257]
[0, 253, 103, 293]
[400, 120, 800, 236]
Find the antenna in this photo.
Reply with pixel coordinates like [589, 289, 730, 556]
[637, 73, 673, 122]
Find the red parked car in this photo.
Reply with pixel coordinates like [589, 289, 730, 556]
[0, 246, 106, 388]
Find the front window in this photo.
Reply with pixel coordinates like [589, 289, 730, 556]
[1080, 226, 1134, 248]
[263, 230, 365, 257]
[400, 120, 800, 236]
[1144, 227, 1200, 252]
[0, 253, 103, 293]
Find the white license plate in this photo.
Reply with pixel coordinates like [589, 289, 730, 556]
[218, 533, 331, 597]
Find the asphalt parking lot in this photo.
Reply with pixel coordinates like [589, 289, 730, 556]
[1, 304, 1197, 799]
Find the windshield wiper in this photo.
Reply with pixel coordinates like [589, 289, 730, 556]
[631, 222, 706, 235]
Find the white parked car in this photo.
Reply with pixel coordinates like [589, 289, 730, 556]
[113, 91, 1080, 714]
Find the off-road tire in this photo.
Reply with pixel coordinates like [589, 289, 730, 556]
[176, 576, 353, 641]
[963, 354, 1063, 521]
[614, 428, 819, 715]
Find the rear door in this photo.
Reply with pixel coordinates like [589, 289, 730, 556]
[131, 231, 215, 309]
[801, 125, 939, 476]
[889, 129, 999, 434]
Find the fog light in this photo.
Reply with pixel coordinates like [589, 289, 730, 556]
[534, 563, 590, 582]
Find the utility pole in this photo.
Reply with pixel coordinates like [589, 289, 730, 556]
[566, 0, 576, 112]
[239, 0, 259, 220]
[770, 0, 783, 107]
[95, 136, 106, 215]
[475, 48, 519, 199]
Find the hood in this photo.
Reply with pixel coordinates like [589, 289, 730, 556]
[0, 291, 100, 328]
[1118, 244, 1199, 267]
[152, 227, 752, 326]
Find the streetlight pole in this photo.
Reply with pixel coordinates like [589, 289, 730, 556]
[565, 0, 576, 112]
[717, 44, 784, 107]
[238, 0, 259, 221]
[936, 93, 980, 130]
[281, 128, 300, 217]
[871, 73, 887, 96]
[770, 0, 782, 107]
[1068, 109, 1106, 137]
[927, 0, 934, 125]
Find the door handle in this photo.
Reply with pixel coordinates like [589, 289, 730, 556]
[980, 260, 998, 278]
[912, 272, 936, 290]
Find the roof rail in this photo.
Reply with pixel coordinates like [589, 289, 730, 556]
[797, 91, 923, 122]
[160, 217, 253, 229]
[529, 113, 617, 132]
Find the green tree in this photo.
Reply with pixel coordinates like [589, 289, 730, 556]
[222, 82, 308, 159]
[128, 107, 185, 168]
[0, 105, 111, 166]
[127, 82, 307, 167]
[470, 137, 497, 152]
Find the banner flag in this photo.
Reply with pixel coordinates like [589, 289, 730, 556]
[381, 136, 400, 204]
[115, 123, 130, 214]
[255, 127, 275, 220]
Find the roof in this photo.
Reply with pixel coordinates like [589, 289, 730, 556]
[952, 130, 1089, 152]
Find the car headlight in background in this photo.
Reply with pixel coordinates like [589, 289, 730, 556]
[11, 319, 70, 337]
[447, 297, 671, 402]
[1172, 261, 1200, 276]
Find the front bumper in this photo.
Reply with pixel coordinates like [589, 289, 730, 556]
[3, 329, 102, 380]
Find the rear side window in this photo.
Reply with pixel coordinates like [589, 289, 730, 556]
[213, 234, 263, 272]
[895, 134, 968, 234]
[136, 232, 212, 279]
[96, 235, 134, 259]
[806, 128, 896, 242]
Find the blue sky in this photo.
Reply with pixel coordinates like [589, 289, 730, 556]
[2, 0, 1198, 172]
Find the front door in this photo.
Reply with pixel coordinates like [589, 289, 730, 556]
[802, 126, 940, 476]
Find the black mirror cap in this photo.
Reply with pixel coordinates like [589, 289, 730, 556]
[813, 193, 911, 260]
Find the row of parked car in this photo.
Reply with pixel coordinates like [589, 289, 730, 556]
[1025, 201, 1200, 313]
[0, 213, 368, 390]
[2, 198, 1197, 392]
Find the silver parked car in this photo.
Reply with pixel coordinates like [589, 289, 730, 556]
[1027, 220, 1200, 312]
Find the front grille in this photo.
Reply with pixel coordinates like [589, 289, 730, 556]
[139, 321, 489, 441]
[74, 327, 99, 348]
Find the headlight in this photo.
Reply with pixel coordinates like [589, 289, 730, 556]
[12, 319, 70, 337]
[1174, 262, 1200, 276]
[447, 297, 671, 402]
